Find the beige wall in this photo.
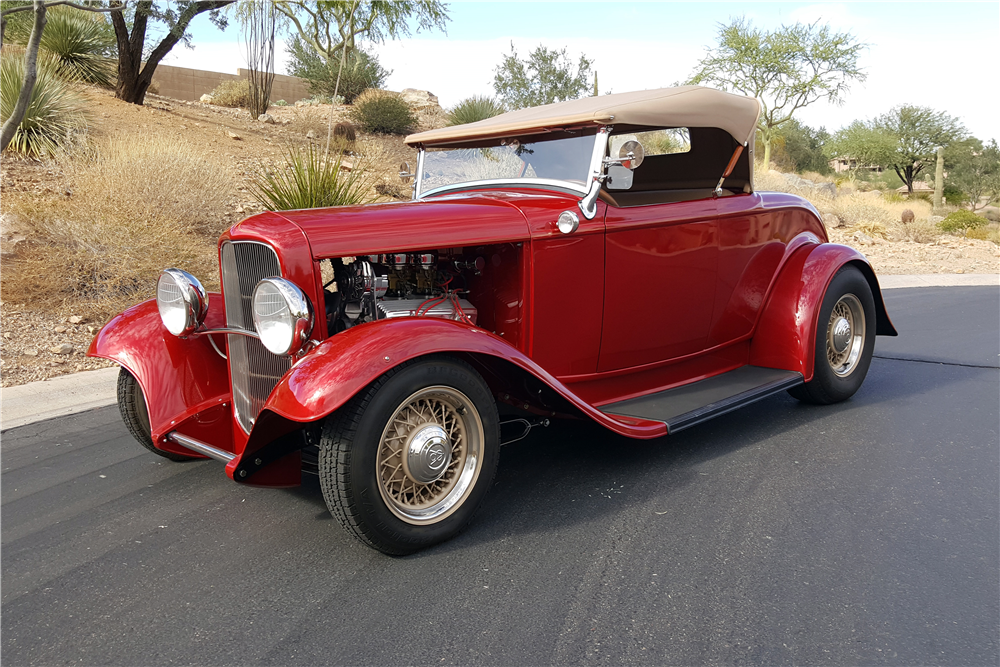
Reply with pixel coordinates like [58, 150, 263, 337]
[150, 64, 310, 104]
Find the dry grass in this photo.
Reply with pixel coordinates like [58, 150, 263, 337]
[2, 132, 235, 319]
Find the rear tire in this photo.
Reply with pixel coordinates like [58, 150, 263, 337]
[116, 368, 194, 461]
[788, 266, 876, 405]
[318, 356, 500, 555]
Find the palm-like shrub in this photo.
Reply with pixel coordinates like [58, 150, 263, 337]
[446, 95, 504, 126]
[6, 6, 116, 86]
[351, 89, 416, 135]
[1, 49, 87, 158]
[248, 144, 378, 211]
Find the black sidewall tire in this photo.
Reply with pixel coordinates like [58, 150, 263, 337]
[321, 358, 500, 555]
[792, 266, 876, 404]
[116, 368, 194, 461]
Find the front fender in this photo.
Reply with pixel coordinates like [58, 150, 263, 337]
[87, 296, 233, 455]
[749, 243, 897, 380]
[245, 317, 666, 453]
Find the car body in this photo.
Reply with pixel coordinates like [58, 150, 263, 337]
[90, 86, 897, 554]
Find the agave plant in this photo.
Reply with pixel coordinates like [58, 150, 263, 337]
[248, 144, 378, 211]
[0, 49, 87, 158]
[446, 96, 505, 126]
[5, 6, 116, 87]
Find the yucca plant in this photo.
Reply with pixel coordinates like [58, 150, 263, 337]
[5, 6, 116, 86]
[0, 48, 87, 158]
[248, 144, 378, 211]
[446, 95, 504, 126]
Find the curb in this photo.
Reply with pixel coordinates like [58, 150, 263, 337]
[2, 275, 998, 430]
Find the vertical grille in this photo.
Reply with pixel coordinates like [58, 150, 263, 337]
[221, 241, 292, 433]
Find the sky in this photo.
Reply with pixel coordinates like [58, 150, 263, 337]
[165, 1, 1000, 143]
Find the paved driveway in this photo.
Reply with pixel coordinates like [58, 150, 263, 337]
[2, 286, 998, 666]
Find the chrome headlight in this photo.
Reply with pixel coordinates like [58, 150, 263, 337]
[252, 278, 314, 356]
[156, 269, 208, 336]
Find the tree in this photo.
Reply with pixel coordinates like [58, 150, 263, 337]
[827, 105, 966, 193]
[949, 139, 1000, 211]
[108, 1, 234, 105]
[286, 34, 389, 103]
[687, 17, 866, 169]
[1, 0, 116, 153]
[493, 43, 593, 110]
[770, 118, 831, 174]
[273, 0, 448, 63]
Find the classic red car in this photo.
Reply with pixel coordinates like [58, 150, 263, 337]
[90, 87, 896, 555]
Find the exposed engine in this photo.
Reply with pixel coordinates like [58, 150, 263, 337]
[326, 251, 480, 333]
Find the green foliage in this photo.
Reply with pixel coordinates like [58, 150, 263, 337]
[5, 5, 116, 87]
[942, 184, 967, 207]
[493, 43, 593, 110]
[209, 79, 251, 107]
[248, 143, 377, 211]
[286, 36, 389, 104]
[687, 17, 865, 169]
[828, 105, 966, 193]
[777, 119, 831, 174]
[351, 89, 416, 134]
[0, 49, 86, 158]
[937, 209, 987, 235]
[948, 138, 1000, 210]
[447, 95, 504, 126]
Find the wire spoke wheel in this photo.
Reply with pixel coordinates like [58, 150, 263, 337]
[825, 294, 865, 377]
[377, 386, 484, 524]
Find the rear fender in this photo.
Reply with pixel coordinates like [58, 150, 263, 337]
[246, 318, 666, 454]
[749, 244, 897, 380]
[87, 296, 232, 456]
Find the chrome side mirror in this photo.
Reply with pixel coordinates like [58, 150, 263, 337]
[399, 162, 414, 183]
[617, 140, 644, 170]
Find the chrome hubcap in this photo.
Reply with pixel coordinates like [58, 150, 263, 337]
[404, 425, 452, 484]
[826, 294, 865, 377]
[376, 386, 484, 524]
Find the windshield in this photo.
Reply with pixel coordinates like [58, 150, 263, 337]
[418, 133, 596, 196]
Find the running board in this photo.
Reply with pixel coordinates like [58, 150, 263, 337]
[600, 366, 803, 434]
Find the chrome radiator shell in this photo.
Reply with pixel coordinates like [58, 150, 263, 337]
[220, 241, 291, 433]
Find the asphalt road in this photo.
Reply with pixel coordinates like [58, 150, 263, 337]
[3, 286, 998, 666]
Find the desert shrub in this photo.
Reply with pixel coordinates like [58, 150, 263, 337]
[273, 99, 287, 106]
[0, 48, 87, 158]
[447, 95, 504, 126]
[981, 209, 1000, 222]
[351, 89, 416, 135]
[286, 37, 390, 104]
[942, 184, 966, 207]
[898, 218, 938, 243]
[1, 132, 234, 318]
[4, 5, 115, 86]
[248, 143, 378, 211]
[938, 210, 988, 235]
[209, 79, 251, 108]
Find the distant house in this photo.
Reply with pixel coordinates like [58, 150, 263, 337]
[829, 157, 884, 173]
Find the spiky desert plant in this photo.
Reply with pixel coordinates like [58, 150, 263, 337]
[5, 6, 115, 86]
[248, 143, 378, 211]
[446, 95, 504, 126]
[0, 48, 86, 158]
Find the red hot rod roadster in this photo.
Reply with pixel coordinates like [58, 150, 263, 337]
[90, 86, 896, 555]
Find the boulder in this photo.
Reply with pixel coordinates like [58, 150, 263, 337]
[816, 182, 837, 199]
[258, 113, 276, 124]
[400, 88, 440, 110]
[199, 94, 214, 103]
[822, 213, 843, 229]
[50, 344, 73, 355]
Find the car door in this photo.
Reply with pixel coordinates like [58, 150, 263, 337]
[598, 198, 719, 372]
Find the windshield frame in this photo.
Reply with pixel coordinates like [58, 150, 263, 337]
[414, 129, 609, 200]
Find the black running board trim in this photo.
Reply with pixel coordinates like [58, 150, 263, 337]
[600, 366, 803, 435]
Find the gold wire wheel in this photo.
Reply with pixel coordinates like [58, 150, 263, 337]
[376, 386, 484, 525]
[826, 293, 866, 377]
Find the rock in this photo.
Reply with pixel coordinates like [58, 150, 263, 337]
[50, 344, 73, 355]
[816, 182, 837, 198]
[87, 326, 96, 334]
[54, 325, 67, 333]
[901, 209, 915, 224]
[68, 315, 83, 324]
[258, 113, 275, 124]
[853, 231, 875, 246]
[822, 213, 843, 229]
[400, 88, 440, 110]
[306, 130, 317, 140]
[24, 349, 38, 357]
[227, 131, 242, 140]
[955, 269, 965, 274]
[199, 94, 214, 103]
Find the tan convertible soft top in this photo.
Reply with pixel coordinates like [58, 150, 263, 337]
[406, 86, 760, 147]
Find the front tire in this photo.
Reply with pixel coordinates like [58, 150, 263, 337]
[318, 356, 500, 555]
[788, 265, 876, 405]
[116, 368, 194, 461]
